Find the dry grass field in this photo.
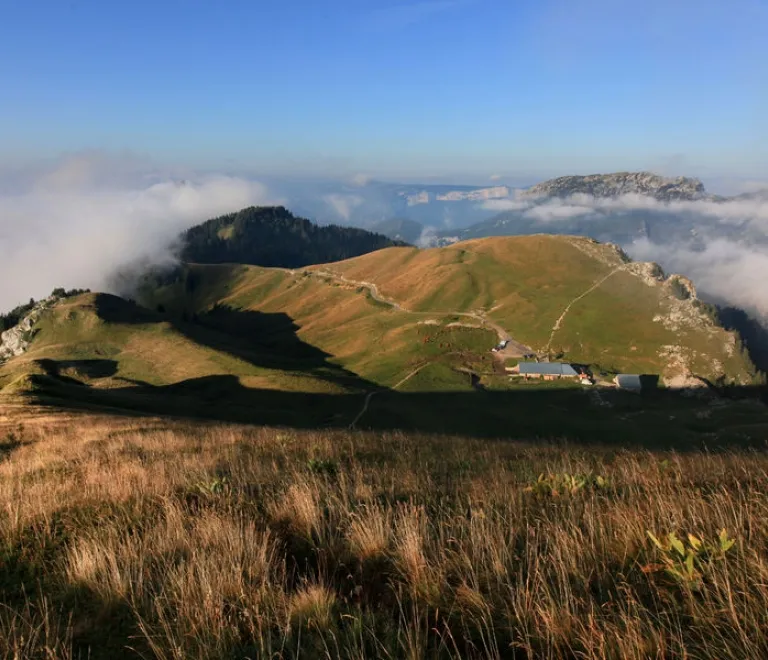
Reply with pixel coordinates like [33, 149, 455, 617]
[1, 404, 767, 659]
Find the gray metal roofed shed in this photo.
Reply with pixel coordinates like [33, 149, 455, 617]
[518, 362, 579, 377]
[614, 374, 644, 392]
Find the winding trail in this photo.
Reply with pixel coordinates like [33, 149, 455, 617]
[545, 266, 627, 352]
[349, 391, 377, 429]
[299, 269, 529, 428]
[348, 362, 432, 429]
[310, 268, 529, 349]
[302, 265, 631, 426]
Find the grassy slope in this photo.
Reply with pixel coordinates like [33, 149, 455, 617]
[3, 236, 752, 398]
[146, 235, 754, 388]
[322, 236, 756, 382]
[2, 411, 768, 659]
[128, 235, 765, 445]
[1, 294, 345, 391]
[1, 235, 762, 443]
[150, 265, 497, 391]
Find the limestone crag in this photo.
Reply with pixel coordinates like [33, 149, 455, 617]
[0, 296, 60, 364]
[524, 172, 707, 202]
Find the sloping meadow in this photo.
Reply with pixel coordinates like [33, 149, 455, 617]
[1, 412, 767, 659]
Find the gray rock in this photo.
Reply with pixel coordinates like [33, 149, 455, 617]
[0, 296, 60, 364]
[524, 171, 707, 202]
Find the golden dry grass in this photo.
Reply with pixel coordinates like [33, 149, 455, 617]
[1, 407, 768, 658]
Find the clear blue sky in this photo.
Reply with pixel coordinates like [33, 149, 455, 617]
[1, 0, 767, 180]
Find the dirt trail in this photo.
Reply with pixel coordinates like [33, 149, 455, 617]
[545, 266, 627, 352]
[309, 268, 530, 352]
[304, 268, 531, 428]
[349, 362, 431, 429]
[349, 391, 377, 429]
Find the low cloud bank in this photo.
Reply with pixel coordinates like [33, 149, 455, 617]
[482, 192, 768, 226]
[0, 154, 274, 312]
[417, 225, 440, 248]
[628, 239, 768, 320]
[324, 193, 364, 221]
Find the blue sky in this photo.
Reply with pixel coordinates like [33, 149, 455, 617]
[1, 0, 767, 180]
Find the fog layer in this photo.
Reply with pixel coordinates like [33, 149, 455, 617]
[0, 155, 273, 311]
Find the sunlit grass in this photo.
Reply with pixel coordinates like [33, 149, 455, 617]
[1, 410, 767, 658]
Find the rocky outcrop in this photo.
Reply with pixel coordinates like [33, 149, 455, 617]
[666, 274, 697, 300]
[0, 296, 60, 364]
[401, 186, 512, 206]
[524, 172, 707, 202]
[435, 186, 511, 202]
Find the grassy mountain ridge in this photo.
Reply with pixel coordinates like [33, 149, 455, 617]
[316, 235, 757, 383]
[1, 234, 763, 444]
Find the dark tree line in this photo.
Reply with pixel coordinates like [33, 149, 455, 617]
[180, 206, 407, 268]
[0, 288, 90, 332]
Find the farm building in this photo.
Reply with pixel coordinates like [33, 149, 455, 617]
[516, 362, 580, 381]
[614, 374, 658, 392]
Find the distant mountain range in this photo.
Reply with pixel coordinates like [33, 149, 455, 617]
[272, 179, 513, 231]
[436, 172, 766, 249]
[280, 171, 764, 239]
[316, 172, 765, 251]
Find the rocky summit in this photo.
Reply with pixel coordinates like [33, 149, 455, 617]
[524, 171, 707, 201]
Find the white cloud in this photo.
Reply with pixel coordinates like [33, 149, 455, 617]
[481, 198, 529, 212]
[489, 174, 502, 181]
[0, 154, 275, 312]
[324, 193, 364, 221]
[523, 201, 595, 221]
[629, 238, 768, 320]
[482, 191, 768, 229]
[350, 173, 372, 187]
[417, 225, 440, 248]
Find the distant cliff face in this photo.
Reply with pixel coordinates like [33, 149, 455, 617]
[401, 186, 511, 206]
[435, 186, 511, 202]
[524, 172, 707, 202]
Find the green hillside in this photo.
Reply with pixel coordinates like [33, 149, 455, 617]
[0, 292, 372, 426]
[1, 235, 764, 444]
[321, 235, 758, 384]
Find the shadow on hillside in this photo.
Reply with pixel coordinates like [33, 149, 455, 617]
[31, 375, 768, 451]
[94, 294, 159, 324]
[38, 359, 118, 380]
[175, 305, 374, 391]
[28, 294, 768, 451]
[718, 306, 768, 375]
[93, 295, 374, 393]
